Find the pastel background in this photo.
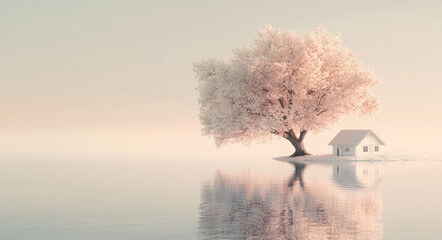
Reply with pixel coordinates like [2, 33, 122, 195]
[1, 0, 441, 160]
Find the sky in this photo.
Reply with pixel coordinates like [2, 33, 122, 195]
[1, 0, 442, 160]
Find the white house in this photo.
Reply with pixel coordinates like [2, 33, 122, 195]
[329, 130, 386, 156]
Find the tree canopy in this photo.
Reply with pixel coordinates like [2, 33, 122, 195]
[194, 26, 380, 156]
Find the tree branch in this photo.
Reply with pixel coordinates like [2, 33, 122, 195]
[278, 98, 286, 108]
[317, 109, 328, 116]
[286, 129, 298, 140]
[299, 130, 308, 142]
[271, 129, 282, 136]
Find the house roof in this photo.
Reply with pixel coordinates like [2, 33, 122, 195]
[328, 130, 386, 146]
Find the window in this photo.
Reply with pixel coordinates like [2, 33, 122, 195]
[363, 146, 368, 152]
[345, 147, 350, 152]
[363, 168, 369, 176]
[375, 146, 379, 152]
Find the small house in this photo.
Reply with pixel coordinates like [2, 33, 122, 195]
[328, 130, 386, 156]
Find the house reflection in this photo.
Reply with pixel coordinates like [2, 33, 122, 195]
[333, 162, 384, 190]
[199, 162, 383, 240]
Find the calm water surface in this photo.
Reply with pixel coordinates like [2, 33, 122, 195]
[0, 156, 441, 239]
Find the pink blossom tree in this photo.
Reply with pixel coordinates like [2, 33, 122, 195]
[194, 26, 380, 157]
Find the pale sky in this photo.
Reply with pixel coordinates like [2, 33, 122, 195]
[1, 0, 441, 160]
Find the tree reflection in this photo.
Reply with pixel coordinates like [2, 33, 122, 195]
[288, 162, 306, 188]
[199, 162, 383, 240]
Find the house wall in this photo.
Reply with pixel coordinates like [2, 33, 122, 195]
[357, 133, 385, 155]
[359, 133, 384, 146]
[333, 146, 338, 156]
[355, 145, 370, 156]
[332, 132, 386, 156]
[333, 145, 356, 156]
[356, 145, 385, 156]
[377, 146, 385, 154]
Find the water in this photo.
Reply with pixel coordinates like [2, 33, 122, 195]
[0, 157, 441, 239]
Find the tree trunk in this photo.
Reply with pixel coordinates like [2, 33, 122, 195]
[284, 129, 310, 157]
[289, 139, 310, 157]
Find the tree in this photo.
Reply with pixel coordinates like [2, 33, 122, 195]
[194, 26, 380, 157]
